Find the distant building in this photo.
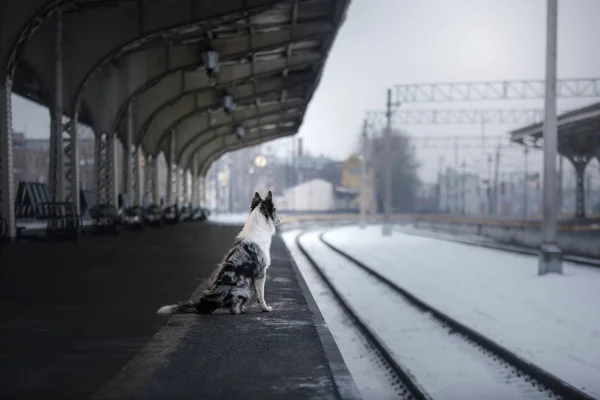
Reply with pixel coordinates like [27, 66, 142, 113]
[280, 178, 359, 212]
[340, 154, 376, 213]
[12, 132, 49, 184]
[439, 167, 487, 215]
[415, 182, 439, 213]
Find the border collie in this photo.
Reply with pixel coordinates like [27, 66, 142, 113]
[157, 191, 281, 315]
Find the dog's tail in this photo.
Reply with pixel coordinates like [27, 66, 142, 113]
[156, 298, 220, 315]
[156, 302, 198, 315]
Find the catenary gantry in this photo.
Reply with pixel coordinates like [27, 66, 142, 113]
[0, 0, 350, 239]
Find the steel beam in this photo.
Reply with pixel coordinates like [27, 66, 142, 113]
[393, 78, 600, 104]
[391, 109, 546, 125]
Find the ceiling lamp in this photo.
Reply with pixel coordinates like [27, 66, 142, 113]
[222, 93, 235, 115]
[201, 48, 220, 78]
[235, 124, 245, 141]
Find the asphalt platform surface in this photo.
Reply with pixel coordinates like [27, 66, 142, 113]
[0, 222, 358, 400]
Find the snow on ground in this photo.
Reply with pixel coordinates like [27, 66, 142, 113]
[281, 230, 401, 400]
[323, 225, 600, 399]
[208, 213, 248, 225]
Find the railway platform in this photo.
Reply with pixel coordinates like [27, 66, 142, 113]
[0, 221, 358, 399]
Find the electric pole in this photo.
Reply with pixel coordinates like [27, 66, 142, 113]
[524, 146, 529, 219]
[487, 153, 493, 216]
[492, 145, 501, 216]
[382, 88, 393, 236]
[461, 160, 466, 215]
[360, 119, 368, 229]
[539, 0, 562, 275]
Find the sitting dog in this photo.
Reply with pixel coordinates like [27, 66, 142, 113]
[157, 191, 281, 315]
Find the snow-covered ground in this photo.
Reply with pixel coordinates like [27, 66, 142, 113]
[282, 230, 403, 400]
[322, 225, 600, 399]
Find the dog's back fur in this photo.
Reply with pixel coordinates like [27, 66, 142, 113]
[157, 191, 280, 315]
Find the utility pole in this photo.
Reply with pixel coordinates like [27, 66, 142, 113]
[454, 139, 459, 167]
[461, 160, 466, 215]
[524, 146, 529, 219]
[492, 145, 501, 216]
[360, 119, 368, 229]
[558, 155, 563, 213]
[382, 88, 393, 236]
[487, 153, 493, 216]
[539, 0, 562, 275]
[437, 155, 444, 213]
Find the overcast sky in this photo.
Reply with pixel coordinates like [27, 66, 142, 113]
[12, 0, 600, 183]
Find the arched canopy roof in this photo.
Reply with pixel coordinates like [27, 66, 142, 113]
[5, 0, 349, 168]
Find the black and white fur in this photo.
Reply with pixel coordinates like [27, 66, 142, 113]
[156, 191, 281, 315]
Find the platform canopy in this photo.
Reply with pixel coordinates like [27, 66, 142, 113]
[3, 0, 350, 175]
[510, 102, 600, 159]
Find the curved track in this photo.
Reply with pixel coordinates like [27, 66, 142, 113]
[295, 228, 596, 400]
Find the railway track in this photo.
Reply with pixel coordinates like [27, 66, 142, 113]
[295, 229, 596, 400]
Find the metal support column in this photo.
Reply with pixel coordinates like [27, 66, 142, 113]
[65, 115, 80, 213]
[181, 169, 188, 205]
[360, 118, 368, 229]
[191, 157, 199, 207]
[144, 155, 157, 205]
[382, 88, 393, 236]
[49, 10, 64, 201]
[571, 156, 590, 219]
[200, 175, 206, 207]
[94, 132, 117, 206]
[0, 71, 15, 240]
[123, 102, 134, 201]
[133, 146, 143, 206]
[539, 0, 562, 275]
[151, 157, 159, 205]
[166, 131, 177, 205]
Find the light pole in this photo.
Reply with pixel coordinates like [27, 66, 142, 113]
[539, 0, 562, 275]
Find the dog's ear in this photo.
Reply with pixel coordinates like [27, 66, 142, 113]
[264, 190, 273, 203]
[251, 192, 262, 210]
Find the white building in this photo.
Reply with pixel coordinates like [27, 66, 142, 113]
[280, 178, 358, 212]
[439, 168, 487, 215]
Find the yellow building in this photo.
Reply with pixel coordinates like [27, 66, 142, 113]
[340, 154, 376, 213]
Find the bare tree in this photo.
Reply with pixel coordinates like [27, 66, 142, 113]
[368, 129, 420, 213]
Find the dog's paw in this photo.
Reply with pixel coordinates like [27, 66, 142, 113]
[241, 306, 248, 314]
[261, 306, 273, 312]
